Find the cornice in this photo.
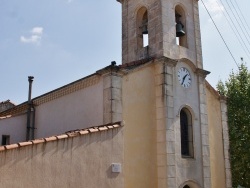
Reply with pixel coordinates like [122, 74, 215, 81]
[195, 68, 210, 78]
[96, 65, 126, 77]
[33, 75, 100, 106]
[0, 74, 101, 117]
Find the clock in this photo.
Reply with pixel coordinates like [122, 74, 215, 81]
[177, 67, 191, 88]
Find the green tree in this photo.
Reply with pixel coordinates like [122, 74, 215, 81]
[217, 64, 250, 188]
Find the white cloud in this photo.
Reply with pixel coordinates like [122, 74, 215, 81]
[20, 26, 43, 45]
[31, 27, 43, 35]
[20, 35, 41, 44]
[205, 0, 224, 20]
[67, 0, 73, 3]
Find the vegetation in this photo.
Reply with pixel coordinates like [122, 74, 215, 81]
[217, 63, 250, 188]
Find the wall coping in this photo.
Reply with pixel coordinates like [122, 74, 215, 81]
[0, 121, 122, 152]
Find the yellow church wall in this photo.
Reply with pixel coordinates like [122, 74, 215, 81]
[0, 126, 124, 188]
[206, 87, 226, 188]
[122, 64, 158, 188]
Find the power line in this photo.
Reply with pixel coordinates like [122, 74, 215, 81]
[200, 0, 239, 68]
[229, 0, 250, 41]
[215, 0, 250, 60]
[232, 0, 250, 32]
[217, 0, 250, 57]
[225, 0, 250, 47]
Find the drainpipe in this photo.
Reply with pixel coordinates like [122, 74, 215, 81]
[31, 106, 36, 140]
[26, 76, 34, 141]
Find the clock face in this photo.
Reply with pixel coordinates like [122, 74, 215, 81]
[177, 67, 191, 88]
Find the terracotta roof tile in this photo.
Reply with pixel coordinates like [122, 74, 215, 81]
[79, 130, 89, 135]
[31, 139, 45, 144]
[0, 146, 5, 151]
[18, 141, 33, 147]
[0, 100, 16, 106]
[0, 122, 122, 152]
[88, 128, 99, 133]
[107, 125, 114, 129]
[5, 144, 19, 150]
[44, 136, 57, 142]
[113, 124, 120, 128]
[55, 135, 69, 140]
[98, 126, 108, 131]
[66, 132, 80, 137]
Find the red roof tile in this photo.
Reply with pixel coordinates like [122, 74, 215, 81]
[0, 122, 122, 152]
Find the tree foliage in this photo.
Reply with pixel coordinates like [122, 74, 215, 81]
[217, 64, 250, 188]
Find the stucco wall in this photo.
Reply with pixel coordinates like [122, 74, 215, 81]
[0, 78, 104, 143]
[0, 126, 124, 188]
[0, 114, 26, 144]
[35, 80, 104, 138]
[206, 87, 226, 188]
[122, 64, 158, 188]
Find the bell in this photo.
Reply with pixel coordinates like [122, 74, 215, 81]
[142, 25, 148, 34]
[176, 22, 185, 37]
[142, 19, 148, 34]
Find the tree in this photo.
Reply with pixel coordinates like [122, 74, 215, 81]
[217, 63, 250, 188]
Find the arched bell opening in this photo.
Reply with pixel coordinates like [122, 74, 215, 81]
[142, 12, 149, 47]
[136, 7, 149, 59]
[175, 5, 188, 48]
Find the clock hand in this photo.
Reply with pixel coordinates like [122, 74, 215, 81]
[181, 74, 188, 85]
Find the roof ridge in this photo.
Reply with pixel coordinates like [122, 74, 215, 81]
[119, 56, 155, 68]
[0, 121, 122, 152]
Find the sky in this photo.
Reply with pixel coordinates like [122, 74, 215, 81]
[0, 0, 250, 105]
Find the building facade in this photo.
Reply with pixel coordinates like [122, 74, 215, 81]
[0, 100, 15, 113]
[0, 0, 231, 187]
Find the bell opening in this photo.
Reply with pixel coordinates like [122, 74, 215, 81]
[141, 18, 148, 35]
[175, 13, 185, 37]
[143, 33, 148, 47]
[175, 5, 188, 48]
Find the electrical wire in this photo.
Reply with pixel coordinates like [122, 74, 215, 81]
[232, 0, 250, 33]
[215, 0, 250, 60]
[217, 0, 250, 57]
[200, 0, 239, 68]
[229, 0, 250, 41]
[225, 0, 250, 47]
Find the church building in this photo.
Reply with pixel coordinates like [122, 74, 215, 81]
[0, 0, 231, 187]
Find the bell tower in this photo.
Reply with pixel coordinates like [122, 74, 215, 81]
[118, 0, 203, 69]
[116, 0, 225, 188]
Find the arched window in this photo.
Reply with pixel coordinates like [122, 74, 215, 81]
[180, 108, 193, 157]
[136, 7, 149, 59]
[183, 185, 191, 188]
[175, 5, 187, 48]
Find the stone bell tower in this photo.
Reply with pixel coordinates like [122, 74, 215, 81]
[116, 0, 229, 188]
[118, 0, 203, 69]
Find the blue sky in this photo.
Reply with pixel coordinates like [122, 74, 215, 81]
[1, 0, 250, 104]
